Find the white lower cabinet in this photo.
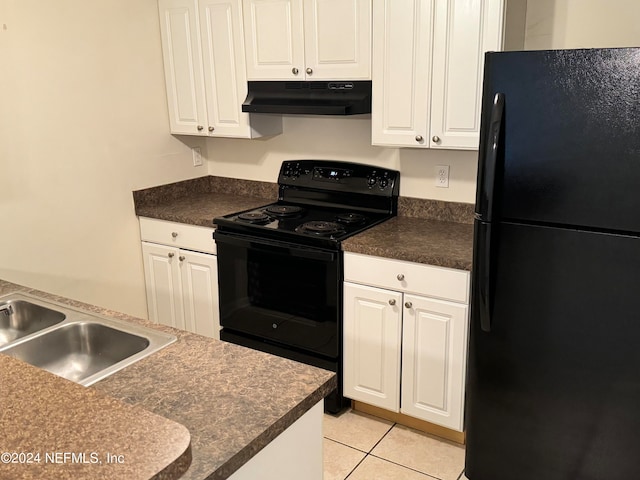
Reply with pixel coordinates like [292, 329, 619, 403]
[140, 218, 220, 339]
[343, 253, 470, 431]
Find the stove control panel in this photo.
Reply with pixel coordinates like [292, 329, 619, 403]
[279, 160, 399, 196]
[313, 166, 352, 181]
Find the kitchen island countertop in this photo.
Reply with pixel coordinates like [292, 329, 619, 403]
[0, 280, 336, 480]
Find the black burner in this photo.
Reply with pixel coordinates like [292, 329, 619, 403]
[237, 212, 270, 224]
[295, 221, 346, 237]
[265, 205, 304, 217]
[336, 212, 367, 224]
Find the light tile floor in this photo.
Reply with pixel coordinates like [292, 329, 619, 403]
[324, 409, 467, 480]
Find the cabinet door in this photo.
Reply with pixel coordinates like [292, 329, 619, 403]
[243, 0, 305, 80]
[401, 293, 469, 431]
[371, 0, 433, 147]
[343, 282, 402, 412]
[158, 0, 208, 135]
[429, 0, 504, 149]
[303, 0, 371, 80]
[141, 242, 185, 330]
[199, 0, 252, 137]
[180, 250, 220, 339]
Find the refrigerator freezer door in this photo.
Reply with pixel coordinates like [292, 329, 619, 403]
[480, 48, 640, 233]
[466, 221, 640, 480]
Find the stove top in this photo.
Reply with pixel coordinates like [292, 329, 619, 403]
[216, 202, 391, 244]
[214, 160, 399, 249]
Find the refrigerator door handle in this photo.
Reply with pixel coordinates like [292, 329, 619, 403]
[475, 221, 493, 333]
[479, 93, 505, 222]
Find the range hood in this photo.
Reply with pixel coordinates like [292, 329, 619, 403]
[242, 81, 372, 115]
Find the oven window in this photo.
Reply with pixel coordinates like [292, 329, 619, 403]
[216, 234, 340, 359]
[246, 251, 332, 320]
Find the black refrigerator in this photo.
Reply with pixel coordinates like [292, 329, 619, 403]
[466, 48, 640, 480]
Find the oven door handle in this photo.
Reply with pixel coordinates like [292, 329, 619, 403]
[214, 231, 338, 262]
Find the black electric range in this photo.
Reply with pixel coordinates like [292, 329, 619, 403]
[213, 160, 399, 413]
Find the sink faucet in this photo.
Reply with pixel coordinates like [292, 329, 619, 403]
[0, 304, 13, 316]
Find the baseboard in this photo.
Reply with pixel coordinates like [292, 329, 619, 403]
[352, 401, 466, 445]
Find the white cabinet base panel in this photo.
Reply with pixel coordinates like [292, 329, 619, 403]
[229, 401, 323, 480]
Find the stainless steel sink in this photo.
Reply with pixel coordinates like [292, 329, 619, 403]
[0, 299, 66, 347]
[0, 293, 176, 385]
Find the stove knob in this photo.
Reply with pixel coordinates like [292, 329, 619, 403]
[379, 178, 388, 189]
[368, 176, 377, 187]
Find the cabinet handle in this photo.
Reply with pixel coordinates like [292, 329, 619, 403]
[404, 301, 413, 309]
[415, 135, 423, 142]
[208, 126, 214, 132]
[179, 255, 186, 262]
[168, 252, 175, 258]
[171, 232, 178, 238]
[388, 299, 396, 306]
[432, 135, 441, 143]
[292, 67, 299, 75]
[396, 273, 405, 281]
[197, 125, 204, 131]
[306, 67, 313, 75]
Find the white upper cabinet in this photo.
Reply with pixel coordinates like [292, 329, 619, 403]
[371, 0, 433, 147]
[429, 0, 505, 149]
[372, 0, 522, 150]
[158, 0, 282, 137]
[158, 0, 208, 135]
[243, 0, 371, 80]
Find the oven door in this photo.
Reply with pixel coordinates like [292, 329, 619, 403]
[215, 230, 341, 359]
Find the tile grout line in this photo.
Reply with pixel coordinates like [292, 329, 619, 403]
[366, 452, 445, 480]
[367, 421, 397, 454]
[342, 421, 397, 480]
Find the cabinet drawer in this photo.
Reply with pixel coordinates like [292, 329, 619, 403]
[139, 217, 216, 254]
[344, 252, 469, 304]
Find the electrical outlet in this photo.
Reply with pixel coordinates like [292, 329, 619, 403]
[192, 147, 203, 167]
[435, 165, 450, 188]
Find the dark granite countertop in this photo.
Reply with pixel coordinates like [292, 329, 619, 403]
[342, 217, 474, 271]
[0, 281, 336, 480]
[132, 176, 475, 270]
[133, 176, 276, 227]
[0, 355, 191, 480]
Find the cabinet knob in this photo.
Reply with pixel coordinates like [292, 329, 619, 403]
[179, 255, 186, 261]
[197, 125, 204, 131]
[306, 67, 313, 75]
[171, 232, 178, 238]
[415, 135, 423, 142]
[396, 273, 405, 281]
[388, 299, 396, 306]
[292, 67, 299, 75]
[168, 252, 175, 258]
[432, 135, 441, 143]
[208, 126, 214, 132]
[404, 301, 413, 309]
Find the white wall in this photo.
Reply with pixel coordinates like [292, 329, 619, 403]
[0, 0, 204, 317]
[526, 0, 640, 50]
[205, 115, 478, 203]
